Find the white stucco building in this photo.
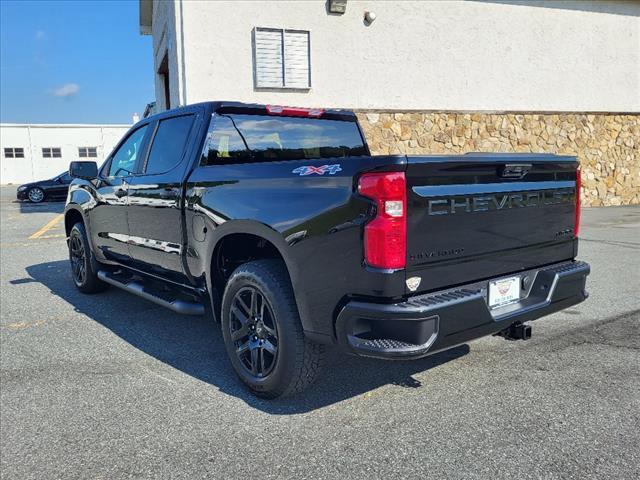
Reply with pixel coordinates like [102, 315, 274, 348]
[138, 0, 639, 207]
[139, 0, 639, 113]
[0, 124, 130, 184]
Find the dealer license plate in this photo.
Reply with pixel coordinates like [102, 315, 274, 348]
[488, 276, 521, 308]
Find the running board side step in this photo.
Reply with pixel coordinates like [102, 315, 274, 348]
[97, 270, 205, 316]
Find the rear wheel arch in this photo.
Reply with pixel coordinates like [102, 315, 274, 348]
[208, 230, 295, 320]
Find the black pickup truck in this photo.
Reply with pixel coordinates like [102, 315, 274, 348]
[65, 102, 590, 398]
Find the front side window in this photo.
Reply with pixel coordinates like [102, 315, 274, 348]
[4, 147, 24, 158]
[42, 147, 61, 158]
[144, 115, 194, 175]
[108, 125, 148, 177]
[79, 147, 97, 158]
[59, 172, 72, 183]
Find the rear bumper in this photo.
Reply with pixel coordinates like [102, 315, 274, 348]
[335, 260, 590, 359]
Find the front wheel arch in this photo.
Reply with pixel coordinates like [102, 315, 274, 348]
[64, 208, 84, 237]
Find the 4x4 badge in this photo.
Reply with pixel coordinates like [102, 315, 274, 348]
[292, 164, 342, 176]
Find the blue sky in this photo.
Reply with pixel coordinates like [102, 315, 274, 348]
[0, 0, 153, 124]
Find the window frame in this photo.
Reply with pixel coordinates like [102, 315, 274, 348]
[141, 113, 196, 176]
[42, 147, 62, 158]
[253, 27, 311, 90]
[3, 147, 24, 158]
[99, 106, 203, 179]
[78, 146, 98, 158]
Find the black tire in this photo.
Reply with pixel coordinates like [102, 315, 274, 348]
[68, 222, 108, 294]
[27, 187, 45, 203]
[221, 260, 324, 398]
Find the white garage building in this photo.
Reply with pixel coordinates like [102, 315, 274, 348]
[0, 124, 130, 184]
[139, 0, 639, 113]
[138, 0, 639, 207]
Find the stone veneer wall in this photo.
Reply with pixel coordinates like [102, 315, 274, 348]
[356, 112, 639, 207]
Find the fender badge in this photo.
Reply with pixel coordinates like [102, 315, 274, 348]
[406, 276, 421, 292]
[292, 164, 342, 176]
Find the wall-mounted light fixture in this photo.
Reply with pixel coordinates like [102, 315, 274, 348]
[327, 0, 347, 15]
[364, 11, 377, 25]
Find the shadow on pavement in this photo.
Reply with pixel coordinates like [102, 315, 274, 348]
[25, 260, 469, 414]
[17, 201, 65, 214]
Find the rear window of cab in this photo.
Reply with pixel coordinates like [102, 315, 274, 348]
[201, 114, 367, 165]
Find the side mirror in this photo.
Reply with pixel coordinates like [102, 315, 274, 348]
[69, 161, 98, 180]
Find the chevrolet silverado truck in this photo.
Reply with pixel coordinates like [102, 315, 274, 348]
[65, 102, 590, 398]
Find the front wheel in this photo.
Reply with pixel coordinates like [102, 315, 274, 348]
[221, 260, 324, 398]
[27, 187, 45, 203]
[68, 222, 107, 294]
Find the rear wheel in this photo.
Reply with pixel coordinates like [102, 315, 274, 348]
[221, 260, 324, 398]
[27, 187, 44, 203]
[68, 222, 107, 294]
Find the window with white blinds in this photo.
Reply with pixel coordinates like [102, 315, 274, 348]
[254, 28, 310, 89]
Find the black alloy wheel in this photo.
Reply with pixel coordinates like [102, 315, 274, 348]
[220, 260, 324, 398]
[69, 230, 87, 286]
[68, 222, 107, 294]
[229, 286, 279, 377]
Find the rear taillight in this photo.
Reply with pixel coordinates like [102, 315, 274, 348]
[575, 167, 581, 237]
[358, 172, 407, 270]
[266, 105, 324, 117]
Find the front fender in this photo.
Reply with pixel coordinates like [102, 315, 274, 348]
[65, 182, 97, 250]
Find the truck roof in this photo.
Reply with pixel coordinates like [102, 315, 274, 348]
[144, 101, 359, 123]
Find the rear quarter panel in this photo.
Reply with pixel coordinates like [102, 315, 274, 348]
[185, 155, 407, 339]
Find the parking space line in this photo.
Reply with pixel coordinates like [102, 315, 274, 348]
[39, 233, 66, 239]
[29, 214, 64, 240]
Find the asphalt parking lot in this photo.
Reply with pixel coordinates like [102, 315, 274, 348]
[1, 185, 639, 480]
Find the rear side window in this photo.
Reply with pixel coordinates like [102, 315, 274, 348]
[145, 115, 195, 175]
[201, 114, 367, 165]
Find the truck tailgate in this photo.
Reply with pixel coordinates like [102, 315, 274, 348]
[405, 153, 579, 294]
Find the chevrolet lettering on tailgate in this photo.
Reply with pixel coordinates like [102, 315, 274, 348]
[427, 187, 575, 216]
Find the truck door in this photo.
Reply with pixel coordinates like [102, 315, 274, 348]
[126, 112, 198, 284]
[91, 124, 150, 264]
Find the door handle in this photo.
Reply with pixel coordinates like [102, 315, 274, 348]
[115, 188, 127, 198]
